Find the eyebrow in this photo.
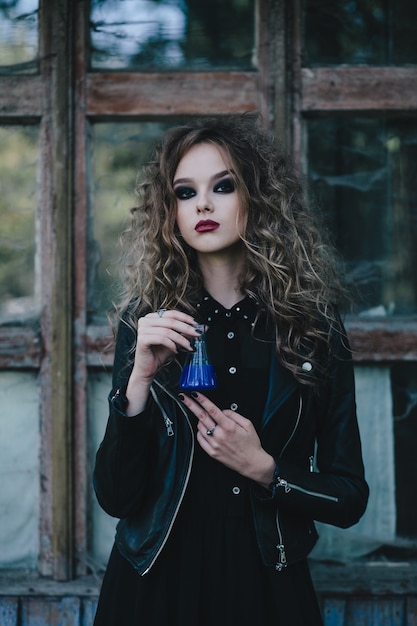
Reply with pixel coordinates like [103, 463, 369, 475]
[173, 169, 231, 186]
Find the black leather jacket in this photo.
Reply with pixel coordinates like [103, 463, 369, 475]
[93, 317, 369, 575]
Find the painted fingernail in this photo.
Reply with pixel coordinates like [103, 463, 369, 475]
[191, 392, 198, 398]
[178, 393, 185, 401]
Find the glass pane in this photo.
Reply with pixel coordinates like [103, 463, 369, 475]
[90, 0, 255, 70]
[0, 125, 39, 324]
[0, 371, 39, 569]
[392, 362, 417, 542]
[88, 369, 115, 570]
[89, 121, 174, 323]
[312, 362, 417, 562]
[0, 0, 39, 74]
[304, 0, 417, 66]
[306, 116, 417, 316]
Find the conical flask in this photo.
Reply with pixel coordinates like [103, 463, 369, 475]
[179, 324, 217, 391]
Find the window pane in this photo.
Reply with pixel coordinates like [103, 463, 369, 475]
[89, 121, 174, 323]
[392, 362, 417, 543]
[306, 116, 417, 316]
[312, 362, 417, 562]
[90, 0, 255, 70]
[0, 371, 39, 569]
[88, 369, 115, 571]
[0, 125, 39, 324]
[304, 0, 417, 66]
[0, 0, 39, 74]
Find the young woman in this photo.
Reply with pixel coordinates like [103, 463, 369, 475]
[93, 115, 369, 626]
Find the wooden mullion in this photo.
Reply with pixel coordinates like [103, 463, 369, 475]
[82, 322, 417, 366]
[73, 0, 90, 578]
[86, 71, 259, 117]
[38, 0, 75, 581]
[2, 321, 414, 367]
[346, 318, 417, 361]
[2, 320, 416, 367]
[0, 75, 43, 118]
[0, 327, 40, 369]
[301, 67, 417, 113]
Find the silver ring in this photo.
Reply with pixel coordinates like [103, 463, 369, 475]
[206, 427, 215, 436]
[157, 308, 167, 318]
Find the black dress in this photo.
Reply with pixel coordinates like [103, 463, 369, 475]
[93, 294, 324, 626]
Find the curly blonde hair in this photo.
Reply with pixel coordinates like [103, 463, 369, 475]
[112, 114, 347, 383]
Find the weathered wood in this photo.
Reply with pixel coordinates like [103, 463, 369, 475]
[81, 599, 98, 626]
[85, 326, 114, 367]
[38, 0, 76, 580]
[302, 67, 417, 112]
[0, 597, 18, 626]
[21, 597, 81, 626]
[322, 597, 346, 626]
[86, 72, 259, 116]
[0, 573, 99, 597]
[406, 595, 417, 626]
[73, 0, 91, 578]
[0, 327, 40, 368]
[345, 596, 404, 626]
[0, 76, 42, 118]
[1, 317, 416, 368]
[346, 318, 417, 361]
[310, 561, 417, 596]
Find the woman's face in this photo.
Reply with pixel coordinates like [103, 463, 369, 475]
[173, 142, 245, 260]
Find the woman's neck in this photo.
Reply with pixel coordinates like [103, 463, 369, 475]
[198, 253, 244, 309]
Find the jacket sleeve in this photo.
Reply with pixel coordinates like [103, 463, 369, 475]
[268, 320, 369, 529]
[93, 317, 156, 519]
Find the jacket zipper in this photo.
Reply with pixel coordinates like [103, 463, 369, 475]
[272, 395, 303, 571]
[142, 381, 194, 575]
[274, 508, 287, 571]
[110, 388, 120, 403]
[150, 385, 174, 436]
[276, 394, 338, 501]
[274, 477, 339, 502]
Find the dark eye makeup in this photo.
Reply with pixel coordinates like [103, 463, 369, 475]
[174, 177, 235, 200]
[214, 177, 235, 193]
[174, 186, 196, 200]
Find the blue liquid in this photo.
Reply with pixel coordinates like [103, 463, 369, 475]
[179, 364, 217, 390]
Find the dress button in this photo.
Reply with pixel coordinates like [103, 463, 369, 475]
[227, 331, 235, 339]
[232, 486, 240, 495]
[226, 311, 232, 317]
[230, 403, 238, 411]
[228, 366, 237, 374]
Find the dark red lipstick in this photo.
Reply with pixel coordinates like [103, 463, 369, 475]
[195, 220, 220, 233]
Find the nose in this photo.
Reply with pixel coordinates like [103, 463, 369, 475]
[196, 197, 213, 213]
[195, 189, 213, 213]
[196, 204, 212, 213]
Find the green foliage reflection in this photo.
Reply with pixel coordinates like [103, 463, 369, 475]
[0, 126, 38, 322]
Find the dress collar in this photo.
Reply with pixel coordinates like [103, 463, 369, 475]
[195, 290, 266, 328]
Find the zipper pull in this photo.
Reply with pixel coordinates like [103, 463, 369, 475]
[110, 388, 120, 403]
[309, 455, 314, 472]
[275, 544, 287, 571]
[277, 477, 291, 494]
[164, 415, 174, 437]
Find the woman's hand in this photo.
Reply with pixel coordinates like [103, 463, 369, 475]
[125, 310, 200, 416]
[179, 392, 275, 488]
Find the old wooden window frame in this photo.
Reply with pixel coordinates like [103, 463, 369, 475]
[0, 0, 416, 595]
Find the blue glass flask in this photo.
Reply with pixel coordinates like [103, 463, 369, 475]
[179, 324, 217, 391]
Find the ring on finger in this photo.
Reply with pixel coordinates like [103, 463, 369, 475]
[157, 308, 167, 318]
[206, 426, 216, 436]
